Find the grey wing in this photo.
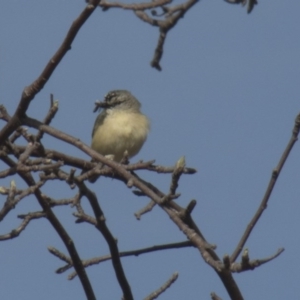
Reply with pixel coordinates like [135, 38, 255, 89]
[92, 110, 107, 138]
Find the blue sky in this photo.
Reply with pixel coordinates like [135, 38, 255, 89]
[0, 1, 299, 299]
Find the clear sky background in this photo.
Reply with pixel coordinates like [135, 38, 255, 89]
[0, 1, 299, 299]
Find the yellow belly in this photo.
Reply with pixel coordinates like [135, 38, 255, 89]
[91, 110, 150, 162]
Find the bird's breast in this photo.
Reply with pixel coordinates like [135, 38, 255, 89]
[91, 110, 150, 162]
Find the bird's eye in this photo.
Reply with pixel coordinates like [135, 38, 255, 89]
[105, 92, 115, 102]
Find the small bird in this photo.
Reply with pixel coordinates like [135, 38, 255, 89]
[91, 90, 150, 163]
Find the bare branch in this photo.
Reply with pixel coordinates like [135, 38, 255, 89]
[0, 0, 271, 299]
[134, 200, 156, 219]
[73, 210, 97, 225]
[1, 156, 96, 300]
[135, 0, 199, 70]
[0, 105, 33, 144]
[12, 144, 93, 171]
[223, 0, 257, 13]
[144, 272, 179, 300]
[0, 175, 45, 221]
[169, 156, 185, 196]
[77, 182, 133, 300]
[230, 248, 284, 272]
[211, 292, 223, 300]
[247, 0, 257, 13]
[95, 0, 257, 70]
[45, 194, 78, 207]
[100, 0, 171, 10]
[231, 113, 300, 262]
[0, 165, 16, 178]
[0, 0, 101, 144]
[61, 241, 192, 279]
[35, 94, 59, 142]
[48, 246, 73, 264]
[0, 211, 45, 241]
[5, 111, 244, 298]
[0, 116, 196, 178]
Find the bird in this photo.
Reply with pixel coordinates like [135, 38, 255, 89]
[91, 90, 150, 163]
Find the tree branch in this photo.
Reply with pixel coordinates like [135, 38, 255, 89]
[144, 272, 179, 300]
[230, 248, 284, 272]
[231, 113, 300, 262]
[0, 211, 45, 241]
[1, 156, 96, 300]
[77, 183, 134, 300]
[0, 0, 101, 143]
[55, 241, 192, 279]
[12, 113, 243, 299]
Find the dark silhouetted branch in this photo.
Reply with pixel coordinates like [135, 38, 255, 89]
[77, 182, 134, 300]
[144, 272, 179, 300]
[0, 211, 45, 240]
[230, 248, 284, 273]
[1, 156, 96, 300]
[231, 113, 300, 262]
[0, 0, 101, 144]
[61, 241, 193, 279]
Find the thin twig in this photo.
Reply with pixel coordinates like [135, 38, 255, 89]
[0, 178, 45, 221]
[169, 156, 185, 196]
[35, 95, 59, 141]
[1, 155, 96, 300]
[144, 272, 179, 300]
[231, 113, 300, 262]
[230, 248, 285, 272]
[0, 211, 45, 241]
[211, 292, 222, 300]
[223, 0, 257, 13]
[64, 241, 192, 279]
[0, 0, 101, 145]
[48, 246, 73, 264]
[134, 200, 156, 219]
[135, 0, 199, 70]
[100, 0, 171, 10]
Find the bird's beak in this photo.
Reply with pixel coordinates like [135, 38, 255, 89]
[93, 100, 110, 112]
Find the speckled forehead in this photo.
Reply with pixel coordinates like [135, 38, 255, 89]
[104, 91, 117, 101]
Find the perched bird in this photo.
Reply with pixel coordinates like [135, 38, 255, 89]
[91, 90, 150, 163]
